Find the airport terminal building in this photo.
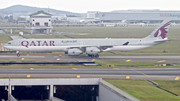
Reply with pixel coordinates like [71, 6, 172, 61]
[99, 9, 180, 23]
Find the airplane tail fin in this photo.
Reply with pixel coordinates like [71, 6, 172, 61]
[143, 20, 171, 40]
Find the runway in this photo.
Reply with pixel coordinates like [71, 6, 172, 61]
[0, 68, 179, 80]
[0, 55, 180, 63]
[0, 55, 180, 80]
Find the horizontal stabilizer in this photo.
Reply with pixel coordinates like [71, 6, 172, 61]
[123, 42, 129, 46]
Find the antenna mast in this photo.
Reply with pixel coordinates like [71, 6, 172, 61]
[48, 6, 49, 13]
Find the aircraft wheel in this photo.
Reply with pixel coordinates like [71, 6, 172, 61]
[95, 54, 99, 58]
[91, 55, 94, 58]
[17, 53, 20, 57]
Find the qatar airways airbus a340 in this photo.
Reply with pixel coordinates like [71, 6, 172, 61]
[4, 20, 171, 58]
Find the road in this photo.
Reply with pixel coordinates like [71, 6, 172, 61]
[0, 68, 179, 80]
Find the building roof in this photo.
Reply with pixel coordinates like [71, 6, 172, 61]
[30, 10, 52, 16]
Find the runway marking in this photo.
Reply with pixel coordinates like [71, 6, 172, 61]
[27, 75, 31, 78]
[21, 58, 24, 60]
[175, 77, 179, 80]
[57, 58, 60, 60]
[126, 59, 131, 62]
[131, 69, 150, 77]
[30, 68, 34, 70]
[92, 59, 95, 61]
[27, 54, 29, 56]
[157, 60, 166, 63]
[72, 68, 77, 70]
[0, 56, 45, 58]
[77, 75, 80, 78]
[113, 68, 120, 70]
[126, 76, 130, 79]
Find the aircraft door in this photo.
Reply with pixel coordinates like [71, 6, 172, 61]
[15, 41, 20, 46]
[80, 41, 83, 45]
[140, 40, 144, 45]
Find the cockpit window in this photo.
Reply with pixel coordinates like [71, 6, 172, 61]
[8, 42, 11, 44]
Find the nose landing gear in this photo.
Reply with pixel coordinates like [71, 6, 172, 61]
[17, 53, 20, 57]
[16, 51, 20, 57]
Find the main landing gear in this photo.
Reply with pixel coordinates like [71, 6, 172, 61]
[16, 51, 20, 57]
[88, 54, 99, 58]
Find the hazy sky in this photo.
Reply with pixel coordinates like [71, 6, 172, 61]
[0, 0, 180, 13]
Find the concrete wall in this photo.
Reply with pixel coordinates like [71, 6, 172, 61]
[99, 84, 128, 101]
[99, 80, 140, 101]
[0, 78, 100, 86]
[10, 95, 17, 101]
[30, 17, 52, 27]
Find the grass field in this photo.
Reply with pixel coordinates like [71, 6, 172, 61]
[155, 80, 180, 95]
[105, 79, 180, 101]
[96, 61, 156, 68]
[0, 34, 12, 43]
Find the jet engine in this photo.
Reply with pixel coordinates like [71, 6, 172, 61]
[68, 48, 82, 56]
[86, 47, 100, 55]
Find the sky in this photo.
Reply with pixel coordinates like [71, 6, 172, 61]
[0, 0, 180, 13]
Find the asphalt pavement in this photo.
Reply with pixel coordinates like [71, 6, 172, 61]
[0, 68, 179, 80]
[0, 55, 180, 80]
[0, 55, 180, 63]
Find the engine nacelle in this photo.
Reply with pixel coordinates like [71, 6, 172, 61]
[68, 48, 82, 56]
[86, 47, 100, 55]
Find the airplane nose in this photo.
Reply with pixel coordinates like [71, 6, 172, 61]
[3, 44, 8, 48]
[3, 45, 7, 48]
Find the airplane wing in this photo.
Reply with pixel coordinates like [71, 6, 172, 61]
[66, 41, 129, 51]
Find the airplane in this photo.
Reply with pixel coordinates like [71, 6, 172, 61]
[4, 19, 171, 58]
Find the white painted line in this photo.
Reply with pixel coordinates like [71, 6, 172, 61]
[0, 56, 45, 58]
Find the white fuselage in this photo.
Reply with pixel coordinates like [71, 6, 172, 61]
[4, 38, 156, 52]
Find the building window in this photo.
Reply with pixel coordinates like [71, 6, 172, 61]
[35, 22, 40, 26]
[44, 22, 48, 27]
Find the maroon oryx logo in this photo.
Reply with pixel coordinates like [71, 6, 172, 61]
[154, 21, 171, 39]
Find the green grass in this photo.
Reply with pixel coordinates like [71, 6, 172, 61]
[105, 79, 180, 101]
[155, 80, 180, 95]
[95, 61, 156, 68]
[0, 34, 12, 43]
